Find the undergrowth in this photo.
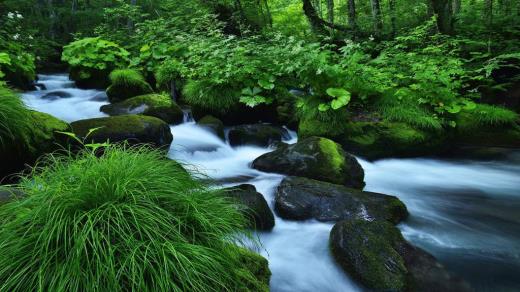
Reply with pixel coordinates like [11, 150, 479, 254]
[0, 145, 261, 291]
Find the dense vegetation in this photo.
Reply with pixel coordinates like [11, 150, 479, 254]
[1, 0, 519, 290]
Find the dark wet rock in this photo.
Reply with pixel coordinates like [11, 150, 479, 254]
[34, 83, 47, 90]
[275, 176, 407, 223]
[100, 94, 183, 124]
[228, 124, 289, 147]
[41, 91, 73, 100]
[222, 184, 275, 230]
[106, 79, 153, 103]
[252, 137, 365, 189]
[90, 92, 108, 102]
[0, 186, 24, 205]
[330, 220, 471, 292]
[71, 115, 173, 149]
[197, 115, 225, 140]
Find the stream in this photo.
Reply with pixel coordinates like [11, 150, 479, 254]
[22, 74, 520, 291]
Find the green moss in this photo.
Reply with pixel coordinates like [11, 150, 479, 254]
[101, 94, 184, 124]
[330, 220, 408, 291]
[298, 118, 345, 139]
[28, 111, 70, 155]
[457, 104, 518, 132]
[318, 138, 346, 174]
[197, 115, 225, 139]
[235, 248, 271, 292]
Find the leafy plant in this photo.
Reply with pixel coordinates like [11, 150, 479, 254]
[0, 144, 265, 291]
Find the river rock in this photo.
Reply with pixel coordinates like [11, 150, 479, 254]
[235, 247, 271, 292]
[252, 137, 365, 189]
[228, 124, 289, 147]
[100, 94, 183, 124]
[1, 111, 70, 183]
[275, 176, 407, 223]
[197, 115, 225, 140]
[222, 184, 275, 230]
[330, 220, 471, 292]
[41, 91, 73, 100]
[70, 115, 173, 149]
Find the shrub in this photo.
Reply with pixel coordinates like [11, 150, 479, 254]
[0, 145, 266, 291]
[106, 69, 153, 102]
[61, 37, 130, 87]
[0, 86, 33, 151]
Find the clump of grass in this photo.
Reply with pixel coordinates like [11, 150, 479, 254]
[0, 145, 263, 291]
[182, 79, 240, 114]
[468, 103, 518, 126]
[107, 69, 153, 102]
[375, 95, 443, 130]
[0, 86, 33, 150]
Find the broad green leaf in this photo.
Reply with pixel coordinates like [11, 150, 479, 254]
[326, 88, 349, 98]
[318, 103, 330, 112]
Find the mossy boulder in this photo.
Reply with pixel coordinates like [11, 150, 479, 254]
[222, 184, 275, 231]
[197, 115, 225, 140]
[1, 111, 70, 182]
[70, 115, 173, 149]
[100, 94, 183, 124]
[453, 111, 520, 148]
[275, 176, 407, 223]
[252, 137, 365, 189]
[235, 248, 271, 292]
[228, 124, 290, 147]
[299, 119, 447, 160]
[330, 220, 471, 292]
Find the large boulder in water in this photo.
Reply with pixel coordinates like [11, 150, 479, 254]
[222, 184, 275, 230]
[1, 111, 70, 183]
[330, 220, 471, 292]
[70, 115, 173, 149]
[197, 115, 225, 140]
[228, 124, 289, 147]
[252, 137, 365, 189]
[100, 94, 183, 124]
[275, 176, 407, 223]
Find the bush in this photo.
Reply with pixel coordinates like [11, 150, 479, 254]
[106, 69, 153, 102]
[61, 37, 130, 88]
[0, 145, 266, 291]
[0, 86, 33, 151]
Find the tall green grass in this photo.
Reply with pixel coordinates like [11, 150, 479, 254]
[182, 79, 240, 114]
[375, 95, 443, 130]
[0, 145, 262, 291]
[109, 68, 148, 88]
[0, 86, 33, 150]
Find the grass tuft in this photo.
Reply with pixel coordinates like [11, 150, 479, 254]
[0, 145, 263, 291]
[375, 95, 443, 130]
[181, 79, 240, 114]
[0, 86, 33, 150]
[467, 104, 518, 126]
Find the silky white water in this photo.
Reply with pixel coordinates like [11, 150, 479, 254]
[21, 74, 520, 291]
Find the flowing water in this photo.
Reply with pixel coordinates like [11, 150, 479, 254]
[21, 74, 520, 291]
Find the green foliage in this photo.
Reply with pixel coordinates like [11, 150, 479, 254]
[62, 37, 130, 73]
[182, 79, 241, 114]
[0, 86, 33, 150]
[458, 104, 518, 131]
[109, 68, 152, 92]
[0, 144, 263, 291]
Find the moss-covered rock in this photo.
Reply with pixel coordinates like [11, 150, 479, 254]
[275, 176, 407, 223]
[330, 220, 471, 292]
[252, 137, 365, 189]
[100, 94, 183, 124]
[69, 67, 110, 89]
[228, 124, 289, 147]
[106, 69, 153, 103]
[300, 119, 447, 160]
[1, 111, 70, 182]
[235, 248, 271, 292]
[197, 115, 225, 140]
[70, 115, 173, 149]
[222, 184, 275, 230]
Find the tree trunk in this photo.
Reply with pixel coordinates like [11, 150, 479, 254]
[127, 0, 137, 30]
[370, 0, 383, 37]
[485, 0, 493, 25]
[431, 0, 454, 34]
[389, 0, 397, 36]
[326, 0, 334, 24]
[347, 0, 357, 31]
[453, 0, 461, 14]
[301, 0, 349, 34]
[264, 0, 273, 27]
